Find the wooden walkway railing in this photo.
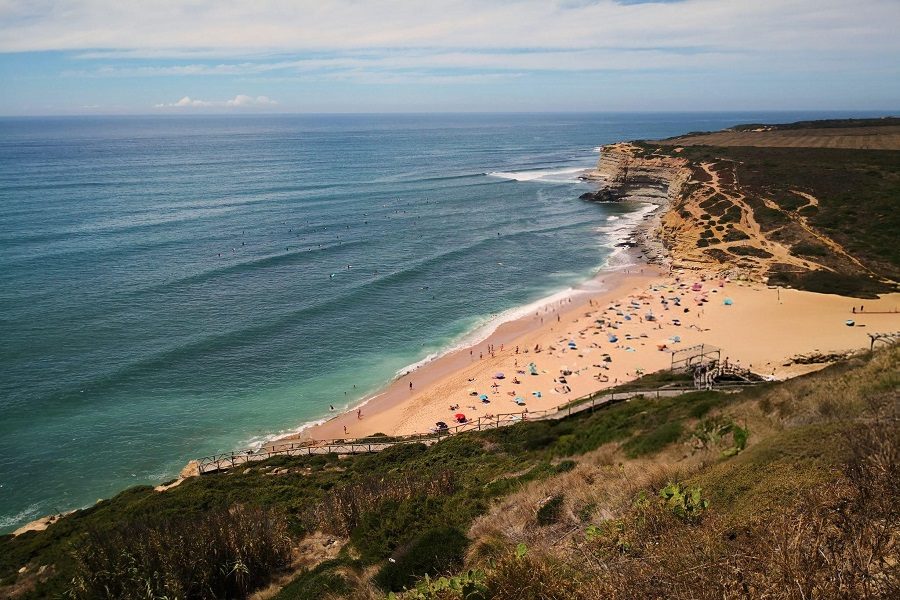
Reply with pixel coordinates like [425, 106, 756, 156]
[195, 381, 760, 474]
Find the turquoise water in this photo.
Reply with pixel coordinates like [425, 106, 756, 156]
[0, 111, 872, 531]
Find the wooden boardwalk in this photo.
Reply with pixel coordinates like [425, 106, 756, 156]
[195, 382, 756, 474]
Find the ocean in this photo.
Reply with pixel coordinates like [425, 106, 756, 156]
[0, 111, 873, 532]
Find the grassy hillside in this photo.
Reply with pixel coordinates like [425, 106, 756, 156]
[2, 347, 896, 599]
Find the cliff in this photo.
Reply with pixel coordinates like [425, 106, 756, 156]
[582, 142, 691, 204]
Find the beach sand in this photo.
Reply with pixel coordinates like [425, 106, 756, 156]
[276, 267, 899, 446]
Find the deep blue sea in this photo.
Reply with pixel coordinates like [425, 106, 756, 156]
[0, 111, 879, 532]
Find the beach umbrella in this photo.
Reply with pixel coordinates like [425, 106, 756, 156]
[514, 397, 526, 405]
[723, 298, 733, 305]
[608, 334, 618, 343]
[455, 413, 467, 422]
[494, 372, 505, 379]
[479, 394, 489, 400]
[532, 391, 542, 398]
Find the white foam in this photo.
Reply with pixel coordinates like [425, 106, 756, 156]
[606, 215, 620, 221]
[487, 167, 587, 182]
[0, 503, 42, 531]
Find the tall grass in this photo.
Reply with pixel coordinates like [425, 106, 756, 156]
[66, 504, 292, 600]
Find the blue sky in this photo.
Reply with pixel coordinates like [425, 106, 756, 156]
[1, 0, 899, 115]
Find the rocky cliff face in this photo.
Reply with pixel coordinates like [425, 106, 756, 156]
[582, 142, 691, 204]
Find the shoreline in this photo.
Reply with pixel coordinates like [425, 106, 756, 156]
[250, 188, 671, 447]
[268, 199, 670, 447]
[291, 256, 662, 444]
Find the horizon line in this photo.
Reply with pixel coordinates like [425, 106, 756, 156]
[2, 109, 899, 119]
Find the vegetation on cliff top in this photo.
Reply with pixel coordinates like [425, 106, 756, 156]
[632, 118, 899, 296]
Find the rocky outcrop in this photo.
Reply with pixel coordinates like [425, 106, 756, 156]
[581, 142, 691, 205]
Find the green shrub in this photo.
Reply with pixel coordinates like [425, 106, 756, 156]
[622, 421, 683, 458]
[374, 527, 469, 592]
[790, 241, 829, 257]
[659, 483, 709, 523]
[272, 558, 353, 600]
[536, 494, 565, 526]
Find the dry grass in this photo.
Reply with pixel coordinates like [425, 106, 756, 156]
[454, 348, 899, 600]
[659, 125, 900, 151]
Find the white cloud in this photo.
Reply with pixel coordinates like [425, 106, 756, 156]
[1, 0, 898, 59]
[4, 0, 900, 99]
[226, 94, 276, 106]
[154, 95, 277, 108]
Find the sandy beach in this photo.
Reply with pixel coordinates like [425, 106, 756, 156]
[277, 262, 899, 446]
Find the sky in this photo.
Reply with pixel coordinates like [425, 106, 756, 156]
[1, 0, 899, 115]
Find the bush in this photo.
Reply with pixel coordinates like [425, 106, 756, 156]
[622, 421, 683, 458]
[728, 245, 774, 258]
[66, 504, 292, 600]
[272, 558, 353, 600]
[722, 228, 750, 242]
[658, 483, 709, 523]
[374, 527, 469, 592]
[536, 494, 565, 526]
[790, 241, 829, 257]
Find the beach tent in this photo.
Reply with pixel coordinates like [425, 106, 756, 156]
[529, 363, 538, 375]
